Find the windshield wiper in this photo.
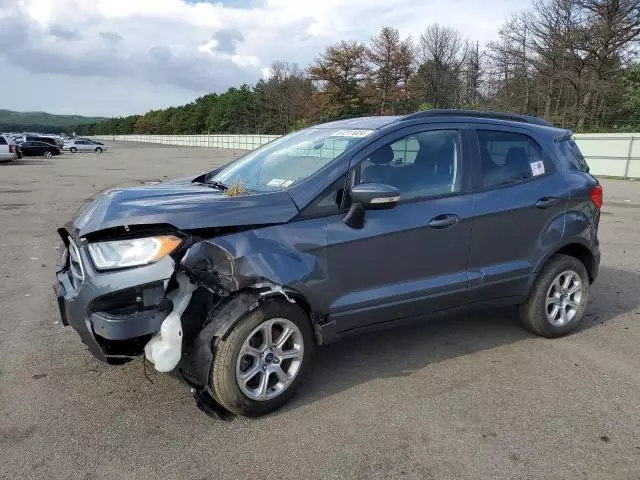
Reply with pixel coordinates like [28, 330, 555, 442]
[204, 179, 228, 191]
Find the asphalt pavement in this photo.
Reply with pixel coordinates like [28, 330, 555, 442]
[1, 142, 639, 480]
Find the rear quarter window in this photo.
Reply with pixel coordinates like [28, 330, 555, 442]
[477, 130, 552, 189]
[555, 139, 589, 173]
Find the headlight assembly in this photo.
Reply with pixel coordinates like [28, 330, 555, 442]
[87, 235, 182, 270]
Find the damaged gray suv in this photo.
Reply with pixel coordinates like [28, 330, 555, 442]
[55, 110, 602, 416]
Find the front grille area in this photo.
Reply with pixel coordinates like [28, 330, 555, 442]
[68, 239, 84, 290]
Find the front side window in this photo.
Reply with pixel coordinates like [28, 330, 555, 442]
[477, 130, 550, 188]
[210, 128, 373, 193]
[358, 130, 461, 201]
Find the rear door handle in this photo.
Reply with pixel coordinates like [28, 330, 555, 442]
[428, 214, 460, 229]
[535, 197, 558, 209]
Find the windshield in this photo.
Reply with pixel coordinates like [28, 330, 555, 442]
[209, 127, 374, 192]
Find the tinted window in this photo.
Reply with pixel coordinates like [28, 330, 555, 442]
[299, 176, 346, 218]
[359, 130, 461, 201]
[477, 130, 549, 188]
[556, 139, 589, 173]
[0, 136, 6, 145]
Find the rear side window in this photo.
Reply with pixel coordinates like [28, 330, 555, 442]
[0, 136, 7, 145]
[477, 130, 550, 189]
[556, 139, 589, 173]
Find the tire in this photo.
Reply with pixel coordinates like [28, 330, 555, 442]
[519, 254, 590, 338]
[210, 298, 314, 416]
[43, 150, 53, 159]
[70, 147, 77, 153]
[95, 147, 103, 153]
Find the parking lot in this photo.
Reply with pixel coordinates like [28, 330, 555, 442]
[1, 141, 639, 480]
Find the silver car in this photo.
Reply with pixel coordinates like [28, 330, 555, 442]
[0, 135, 18, 162]
[64, 139, 107, 153]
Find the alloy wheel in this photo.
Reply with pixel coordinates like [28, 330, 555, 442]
[235, 318, 304, 401]
[545, 270, 583, 327]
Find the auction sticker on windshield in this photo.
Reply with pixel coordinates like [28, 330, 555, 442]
[331, 129, 374, 138]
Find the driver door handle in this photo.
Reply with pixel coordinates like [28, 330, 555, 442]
[535, 197, 558, 209]
[428, 214, 460, 229]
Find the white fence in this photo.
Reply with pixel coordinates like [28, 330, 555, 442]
[573, 133, 639, 179]
[94, 133, 640, 179]
[95, 134, 281, 151]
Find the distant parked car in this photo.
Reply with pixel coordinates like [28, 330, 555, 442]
[74, 137, 104, 145]
[19, 141, 61, 158]
[65, 139, 106, 153]
[0, 135, 18, 162]
[25, 136, 62, 148]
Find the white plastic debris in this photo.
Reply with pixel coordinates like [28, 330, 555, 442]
[254, 281, 296, 304]
[144, 272, 196, 373]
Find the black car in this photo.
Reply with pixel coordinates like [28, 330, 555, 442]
[20, 141, 61, 158]
[25, 136, 61, 147]
[55, 109, 601, 417]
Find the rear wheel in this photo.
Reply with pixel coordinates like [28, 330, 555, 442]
[210, 298, 314, 416]
[519, 254, 589, 337]
[95, 147, 103, 154]
[43, 150, 53, 159]
[70, 147, 77, 153]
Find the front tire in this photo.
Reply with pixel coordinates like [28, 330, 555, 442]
[210, 298, 314, 416]
[519, 254, 590, 338]
[95, 147, 103, 153]
[43, 150, 53, 159]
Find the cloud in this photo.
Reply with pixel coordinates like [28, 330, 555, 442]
[49, 24, 81, 40]
[0, 0, 531, 116]
[211, 28, 244, 54]
[100, 31, 123, 43]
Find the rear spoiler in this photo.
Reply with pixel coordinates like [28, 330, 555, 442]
[554, 132, 573, 143]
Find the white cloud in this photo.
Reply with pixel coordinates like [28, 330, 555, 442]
[0, 0, 531, 116]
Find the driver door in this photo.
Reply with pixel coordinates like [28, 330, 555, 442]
[324, 125, 474, 333]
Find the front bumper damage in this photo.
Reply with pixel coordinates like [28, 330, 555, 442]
[55, 226, 325, 417]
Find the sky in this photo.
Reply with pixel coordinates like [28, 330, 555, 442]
[0, 0, 531, 117]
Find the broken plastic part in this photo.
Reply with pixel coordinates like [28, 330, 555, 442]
[144, 272, 197, 372]
[254, 281, 296, 303]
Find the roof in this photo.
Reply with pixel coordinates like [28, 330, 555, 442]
[313, 110, 563, 132]
[313, 116, 403, 130]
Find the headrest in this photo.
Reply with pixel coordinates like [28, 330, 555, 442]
[369, 144, 394, 164]
[505, 147, 529, 170]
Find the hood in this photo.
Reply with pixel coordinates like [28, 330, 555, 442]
[68, 176, 300, 238]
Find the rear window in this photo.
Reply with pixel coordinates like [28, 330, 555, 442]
[556, 139, 589, 173]
[0, 136, 7, 145]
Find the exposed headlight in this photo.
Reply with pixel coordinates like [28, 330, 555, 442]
[87, 235, 182, 270]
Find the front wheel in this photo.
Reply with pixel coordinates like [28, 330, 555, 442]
[519, 254, 590, 338]
[95, 147, 103, 154]
[43, 150, 53, 159]
[210, 298, 314, 416]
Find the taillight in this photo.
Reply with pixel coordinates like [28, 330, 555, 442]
[590, 185, 603, 209]
[8, 144, 14, 153]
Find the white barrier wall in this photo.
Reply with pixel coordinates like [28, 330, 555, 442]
[94, 133, 640, 179]
[95, 134, 281, 150]
[572, 133, 639, 179]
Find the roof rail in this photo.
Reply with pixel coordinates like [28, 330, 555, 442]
[401, 109, 555, 127]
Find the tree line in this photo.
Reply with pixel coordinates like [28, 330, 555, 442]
[74, 0, 640, 136]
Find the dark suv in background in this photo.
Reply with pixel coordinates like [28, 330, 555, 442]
[55, 110, 601, 416]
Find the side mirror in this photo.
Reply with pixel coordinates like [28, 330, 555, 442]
[351, 183, 400, 210]
[343, 183, 400, 229]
